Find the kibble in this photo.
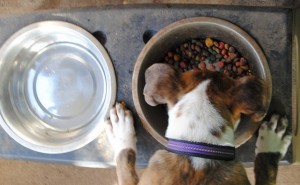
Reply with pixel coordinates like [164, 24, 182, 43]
[228, 46, 235, 53]
[174, 54, 181, 62]
[217, 61, 225, 68]
[208, 64, 216, 71]
[224, 43, 229, 50]
[205, 38, 214, 47]
[195, 45, 201, 52]
[199, 61, 206, 69]
[213, 41, 219, 48]
[221, 49, 227, 56]
[162, 37, 253, 78]
[168, 51, 174, 58]
[219, 42, 225, 49]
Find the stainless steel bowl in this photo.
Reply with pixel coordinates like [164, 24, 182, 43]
[0, 21, 116, 153]
[132, 17, 272, 147]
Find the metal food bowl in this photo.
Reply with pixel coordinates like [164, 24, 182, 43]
[0, 21, 116, 153]
[132, 17, 272, 147]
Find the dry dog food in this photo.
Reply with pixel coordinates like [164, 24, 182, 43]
[163, 38, 252, 78]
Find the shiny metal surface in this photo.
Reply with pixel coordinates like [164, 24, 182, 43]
[133, 17, 272, 148]
[0, 21, 116, 153]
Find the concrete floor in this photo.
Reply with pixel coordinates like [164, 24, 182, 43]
[0, 1, 299, 184]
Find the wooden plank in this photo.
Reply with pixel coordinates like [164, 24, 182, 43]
[0, 0, 296, 16]
[0, 159, 299, 185]
[293, 7, 300, 164]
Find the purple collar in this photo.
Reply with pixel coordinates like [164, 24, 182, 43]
[167, 138, 235, 161]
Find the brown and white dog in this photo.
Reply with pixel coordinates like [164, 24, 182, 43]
[105, 63, 292, 185]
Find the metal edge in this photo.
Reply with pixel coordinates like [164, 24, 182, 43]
[0, 20, 116, 154]
[293, 8, 300, 164]
[132, 17, 272, 148]
[131, 35, 168, 147]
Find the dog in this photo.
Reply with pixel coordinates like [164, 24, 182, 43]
[105, 63, 292, 185]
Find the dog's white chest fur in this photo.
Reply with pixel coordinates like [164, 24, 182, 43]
[165, 80, 234, 169]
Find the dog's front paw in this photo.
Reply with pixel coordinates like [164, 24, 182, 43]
[255, 114, 292, 158]
[105, 102, 137, 161]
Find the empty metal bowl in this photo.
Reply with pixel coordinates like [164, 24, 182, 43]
[0, 21, 116, 153]
[132, 17, 272, 147]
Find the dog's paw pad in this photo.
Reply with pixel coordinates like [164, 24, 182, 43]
[255, 114, 292, 158]
[105, 102, 136, 161]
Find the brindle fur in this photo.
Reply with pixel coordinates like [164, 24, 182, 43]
[111, 64, 288, 185]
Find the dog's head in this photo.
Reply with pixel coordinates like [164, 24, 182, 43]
[144, 63, 268, 128]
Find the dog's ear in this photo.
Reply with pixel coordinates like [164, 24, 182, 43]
[230, 76, 269, 122]
[144, 63, 181, 106]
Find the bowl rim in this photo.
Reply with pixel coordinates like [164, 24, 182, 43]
[0, 20, 116, 154]
[132, 16, 272, 147]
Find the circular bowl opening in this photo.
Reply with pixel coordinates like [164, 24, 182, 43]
[0, 21, 116, 153]
[132, 17, 271, 147]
